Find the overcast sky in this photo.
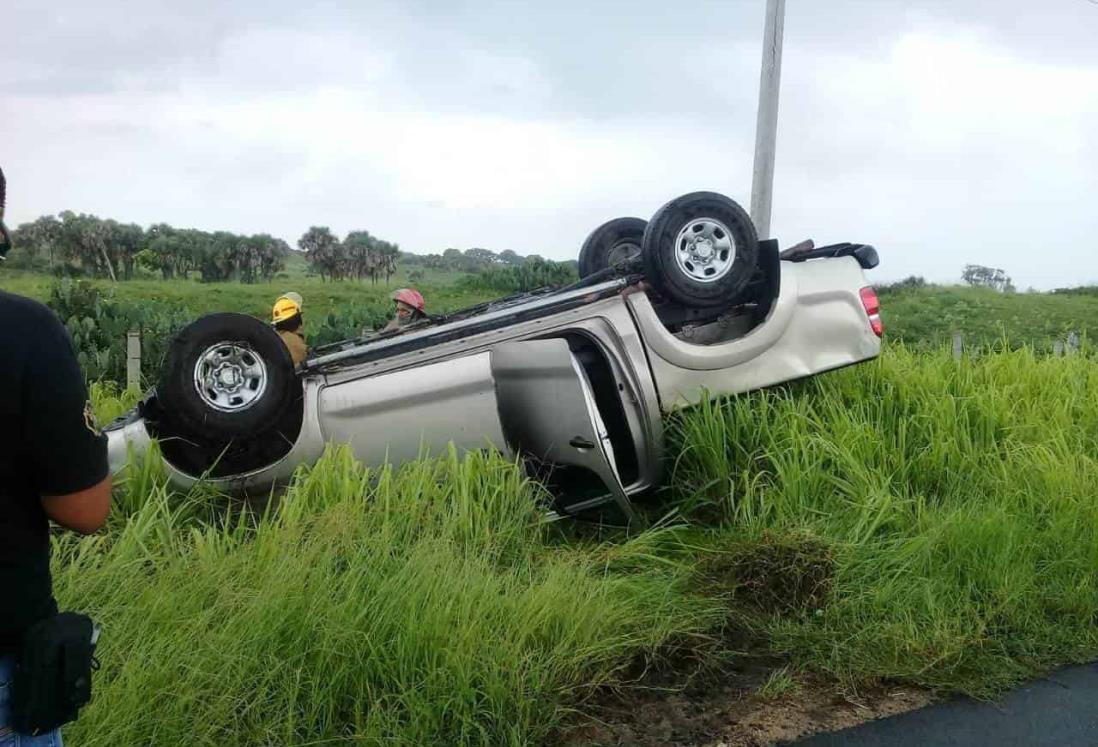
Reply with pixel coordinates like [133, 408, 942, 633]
[4, 0, 1098, 288]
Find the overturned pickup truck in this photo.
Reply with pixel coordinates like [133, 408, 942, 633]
[106, 192, 882, 520]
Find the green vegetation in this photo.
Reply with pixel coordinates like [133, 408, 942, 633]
[66, 341, 1098, 744]
[669, 346, 1098, 694]
[11, 213, 289, 282]
[1, 252, 577, 385]
[1, 263, 1096, 741]
[0, 265, 486, 320]
[10, 209, 575, 290]
[755, 667, 800, 701]
[8, 257, 1097, 386]
[881, 285, 1098, 351]
[0, 271, 494, 385]
[46, 279, 191, 382]
[58, 440, 720, 746]
[456, 257, 578, 294]
[7, 269, 1097, 360]
[298, 226, 399, 283]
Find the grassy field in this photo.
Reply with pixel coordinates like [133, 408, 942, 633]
[669, 346, 1098, 693]
[881, 285, 1098, 350]
[5, 267, 1098, 742]
[0, 267, 497, 384]
[0, 265, 484, 321]
[60, 342, 1098, 745]
[58, 440, 721, 745]
[4, 267, 1098, 352]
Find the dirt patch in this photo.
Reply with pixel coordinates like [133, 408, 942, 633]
[559, 660, 933, 747]
[559, 532, 931, 746]
[706, 677, 934, 747]
[694, 531, 836, 618]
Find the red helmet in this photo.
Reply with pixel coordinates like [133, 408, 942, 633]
[392, 288, 425, 313]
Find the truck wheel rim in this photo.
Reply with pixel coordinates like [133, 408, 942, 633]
[193, 343, 269, 413]
[674, 218, 736, 283]
[607, 240, 641, 267]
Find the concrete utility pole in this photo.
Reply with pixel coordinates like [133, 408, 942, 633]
[749, 0, 786, 240]
[126, 329, 142, 390]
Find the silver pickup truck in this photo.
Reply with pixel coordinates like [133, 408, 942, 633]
[106, 192, 882, 520]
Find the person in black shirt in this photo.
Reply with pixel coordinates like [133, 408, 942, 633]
[0, 166, 112, 743]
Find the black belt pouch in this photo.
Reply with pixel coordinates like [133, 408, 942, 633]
[10, 612, 97, 736]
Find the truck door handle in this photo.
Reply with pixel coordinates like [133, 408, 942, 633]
[569, 436, 595, 450]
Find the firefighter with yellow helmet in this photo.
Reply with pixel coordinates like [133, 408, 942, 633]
[272, 292, 307, 365]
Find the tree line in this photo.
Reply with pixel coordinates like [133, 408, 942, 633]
[297, 226, 574, 283]
[962, 264, 1015, 293]
[877, 265, 1019, 296]
[401, 246, 562, 274]
[12, 213, 289, 283]
[12, 212, 576, 286]
[298, 226, 399, 283]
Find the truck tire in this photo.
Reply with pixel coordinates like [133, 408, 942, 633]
[159, 313, 297, 438]
[578, 217, 647, 278]
[642, 192, 759, 309]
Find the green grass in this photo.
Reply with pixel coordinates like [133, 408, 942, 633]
[1, 268, 496, 379]
[68, 343, 1098, 743]
[670, 344, 1098, 694]
[0, 266, 484, 322]
[22, 269, 1098, 742]
[57, 438, 722, 746]
[7, 269, 1098, 352]
[755, 667, 800, 701]
[881, 285, 1098, 350]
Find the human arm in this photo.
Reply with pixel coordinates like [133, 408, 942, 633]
[22, 306, 111, 534]
[41, 476, 112, 535]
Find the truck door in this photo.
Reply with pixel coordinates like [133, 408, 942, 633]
[491, 338, 639, 523]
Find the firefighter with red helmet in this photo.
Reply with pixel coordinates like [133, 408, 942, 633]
[383, 288, 426, 332]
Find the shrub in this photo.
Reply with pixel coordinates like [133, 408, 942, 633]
[458, 258, 577, 294]
[1051, 285, 1098, 297]
[309, 303, 392, 346]
[47, 279, 191, 386]
[876, 275, 928, 295]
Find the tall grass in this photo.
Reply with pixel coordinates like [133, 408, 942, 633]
[68, 344, 1098, 743]
[880, 285, 1098, 351]
[55, 438, 720, 746]
[670, 344, 1098, 693]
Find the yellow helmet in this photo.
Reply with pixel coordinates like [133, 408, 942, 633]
[272, 297, 301, 323]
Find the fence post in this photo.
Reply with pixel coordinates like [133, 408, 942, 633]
[952, 331, 963, 360]
[1066, 330, 1080, 356]
[126, 329, 141, 390]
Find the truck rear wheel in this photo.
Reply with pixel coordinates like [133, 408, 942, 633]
[642, 192, 759, 309]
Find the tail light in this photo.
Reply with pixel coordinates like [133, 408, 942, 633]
[860, 286, 883, 337]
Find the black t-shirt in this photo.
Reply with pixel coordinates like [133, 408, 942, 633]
[0, 291, 108, 651]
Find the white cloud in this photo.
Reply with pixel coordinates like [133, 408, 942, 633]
[3, 4, 1097, 287]
[771, 30, 1098, 287]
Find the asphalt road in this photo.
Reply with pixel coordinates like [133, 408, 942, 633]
[788, 663, 1098, 747]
